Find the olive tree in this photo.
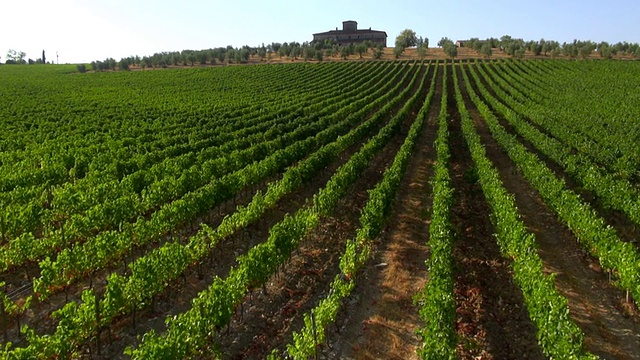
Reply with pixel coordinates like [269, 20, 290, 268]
[394, 46, 404, 58]
[395, 29, 418, 49]
[598, 42, 612, 59]
[444, 43, 458, 58]
[439, 38, 457, 58]
[416, 36, 429, 58]
[480, 43, 492, 58]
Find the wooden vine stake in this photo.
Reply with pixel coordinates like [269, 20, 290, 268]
[1, 299, 7, 343]
[311, 312, 318, 360]
[95, 291, 101, 356]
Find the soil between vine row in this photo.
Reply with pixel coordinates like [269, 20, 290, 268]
[459, 62, 640, 359]
[211, 65, 430, 359]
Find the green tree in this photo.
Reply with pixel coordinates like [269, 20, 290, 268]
[578, 43, 594, 59]
[469, 38, 482, 51]
[106, 58, 117, 70]
[417, 45, 427, 58]
[598, 42, 612, 59]
[332, 45, 341, 57]
[91, 60, 105, 71]
[480, 43, 492, 58]
[142, 56, 152, 68]
[6, 49, 26, 64]
[416, 36, 429, 58]
[562, 41, 578, 57]
[438, 37, 452, 47]
[170, 53, 180, 66]
[395, 29, 417, 49]
[290, 46, 300, 60]
[119, 58, 130, 71]
[529, 40, 542, 56]
[356, 44, 366, 58]
[443, 43, 457, 58]
[394, 46, 404, 58]
[541, 39, 551, 55]
[196, 52, 208, 65]
[243, 48, 251, 62]
[187, 53, 197, 66]
[303, 47, 314, 61]
[340, 46, 350, 60]
[500, 35, 513, 48]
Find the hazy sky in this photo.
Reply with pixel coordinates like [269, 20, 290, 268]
[3, 0, 639, 63]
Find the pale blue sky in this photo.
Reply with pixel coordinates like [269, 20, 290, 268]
[3, 0, 639, 63]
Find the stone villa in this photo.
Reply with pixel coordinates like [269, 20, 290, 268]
[313, 21, 387, 47]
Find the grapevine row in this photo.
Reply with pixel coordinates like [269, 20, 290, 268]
[125, 61, 427, 359]
[463, 61, 640, 307]
[279, 61, 437, 359]
[1, 61, 421, 358]
[30, 61, 403, 299]
[454, 63, 594, 359]
[415, 62, 456, 359]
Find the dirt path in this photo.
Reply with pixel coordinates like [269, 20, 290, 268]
[324, 65, 441, 360]
[460, 64, 640, 360]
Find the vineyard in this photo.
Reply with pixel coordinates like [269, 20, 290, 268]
[1, 59, 640, 359]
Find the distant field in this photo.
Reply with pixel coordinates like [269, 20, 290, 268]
[1, 60, 640, 359]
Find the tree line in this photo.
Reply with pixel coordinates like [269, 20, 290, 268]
[1, 49, 51, 65]
[5, 33, 640, 71]
[82, 40, 387, 72]
[394, 30, 640, 60]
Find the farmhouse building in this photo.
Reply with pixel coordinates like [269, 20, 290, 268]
[313, 21, 387, 47]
